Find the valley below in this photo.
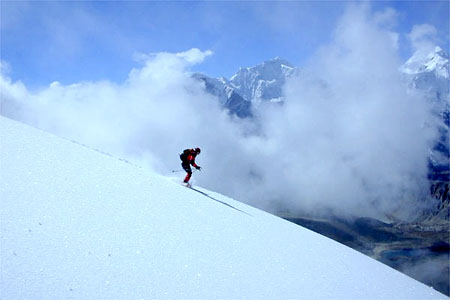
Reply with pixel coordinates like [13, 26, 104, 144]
[281, 212, 449, 296]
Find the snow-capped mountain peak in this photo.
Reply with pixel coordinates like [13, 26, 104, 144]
[195, 49, 448, 120]
[193, 57, 300, 118]
[425, 46, 449, 79]
[400, 46, 449, 108]
[401, 46, 449, 79]
[227, 58, 299, 106]
[230, 57, 296, 86]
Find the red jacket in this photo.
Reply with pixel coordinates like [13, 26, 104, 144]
[182, 150, 199, 168]
[187, 152, 199, 168]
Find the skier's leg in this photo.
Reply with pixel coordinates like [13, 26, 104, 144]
[182, 162, 192, 183]
[184, 172, 192, 183]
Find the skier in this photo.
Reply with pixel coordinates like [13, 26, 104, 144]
[180, 147, 202, 184]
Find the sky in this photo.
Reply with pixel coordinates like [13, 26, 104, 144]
[1, 1, 449, 88]
[0, 1, 448, 221]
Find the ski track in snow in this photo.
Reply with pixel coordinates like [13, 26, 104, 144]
[187, 186, 253, 217]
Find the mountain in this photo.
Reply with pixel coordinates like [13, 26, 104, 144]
[401, 46, 449, 148]
[400, 46, 450, 226]
[193, 57, 299, 118]
[192, 73, 252, 118]
[229, 57, 298, 104]
[401, 46, 449, 105]
[0, 115, 445, 299]
[400, 46, 449, 165]
[197, 48, 448, 119]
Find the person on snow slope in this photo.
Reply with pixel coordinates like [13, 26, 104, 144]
[180, 147, 202, 184]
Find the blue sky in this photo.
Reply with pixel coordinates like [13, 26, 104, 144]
[1, 1, 448, 89]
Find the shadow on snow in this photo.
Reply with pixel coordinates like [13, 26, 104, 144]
[188, 186, 252, 217]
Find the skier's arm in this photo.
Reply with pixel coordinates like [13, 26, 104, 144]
[190, 156, 201, 170]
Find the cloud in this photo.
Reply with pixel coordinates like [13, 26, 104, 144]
[408, 24, 438, 54]
[176, 49, 213, 64]
[0, 4, 440, 221]
[0, 48, 247, 173]
[0, 64, 29, 120]
[246, 3, 438, 219]
[373, 7, 399, 29]
[0, 61, 12, 75]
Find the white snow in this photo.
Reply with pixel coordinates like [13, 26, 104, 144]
[0, 116, 446, 299]
[203, 57, 298, 106]
[229, 58, 297, 103]
[401, 46, 449, 79]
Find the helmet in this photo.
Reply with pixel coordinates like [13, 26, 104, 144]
[195, 147, 201, 154]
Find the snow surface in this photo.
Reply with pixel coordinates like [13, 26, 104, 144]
[401, 46, 449, 79]
[0, 116, 445, 299]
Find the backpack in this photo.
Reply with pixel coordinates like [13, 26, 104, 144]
[179, 149, 191, 161]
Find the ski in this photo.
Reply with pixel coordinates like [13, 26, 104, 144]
[181, 182, 192, 188]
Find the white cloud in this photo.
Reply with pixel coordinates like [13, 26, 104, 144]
[408, 24, 438, 54]
[242, 3, 438, 219]
[1, 49, 230, 167]
[176, 48, 213, 64]
[373, 7, 399, 29]
[265, 4, 437, 219]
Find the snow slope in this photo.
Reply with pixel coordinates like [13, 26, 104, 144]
[0, 116, 445, 299]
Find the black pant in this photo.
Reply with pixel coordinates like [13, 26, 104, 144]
[181, 162, 192, 175]
[181, 162, 192, 183]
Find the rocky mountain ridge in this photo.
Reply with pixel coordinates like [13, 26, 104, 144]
[193, 57, 300, 118]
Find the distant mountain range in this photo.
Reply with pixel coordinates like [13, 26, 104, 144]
[401, 46, 449, 106]
[401, 47, 449, 225]
[194, 47, 448, 120]
[193, 57, 299, 118]
[193, 46, 449, 223]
